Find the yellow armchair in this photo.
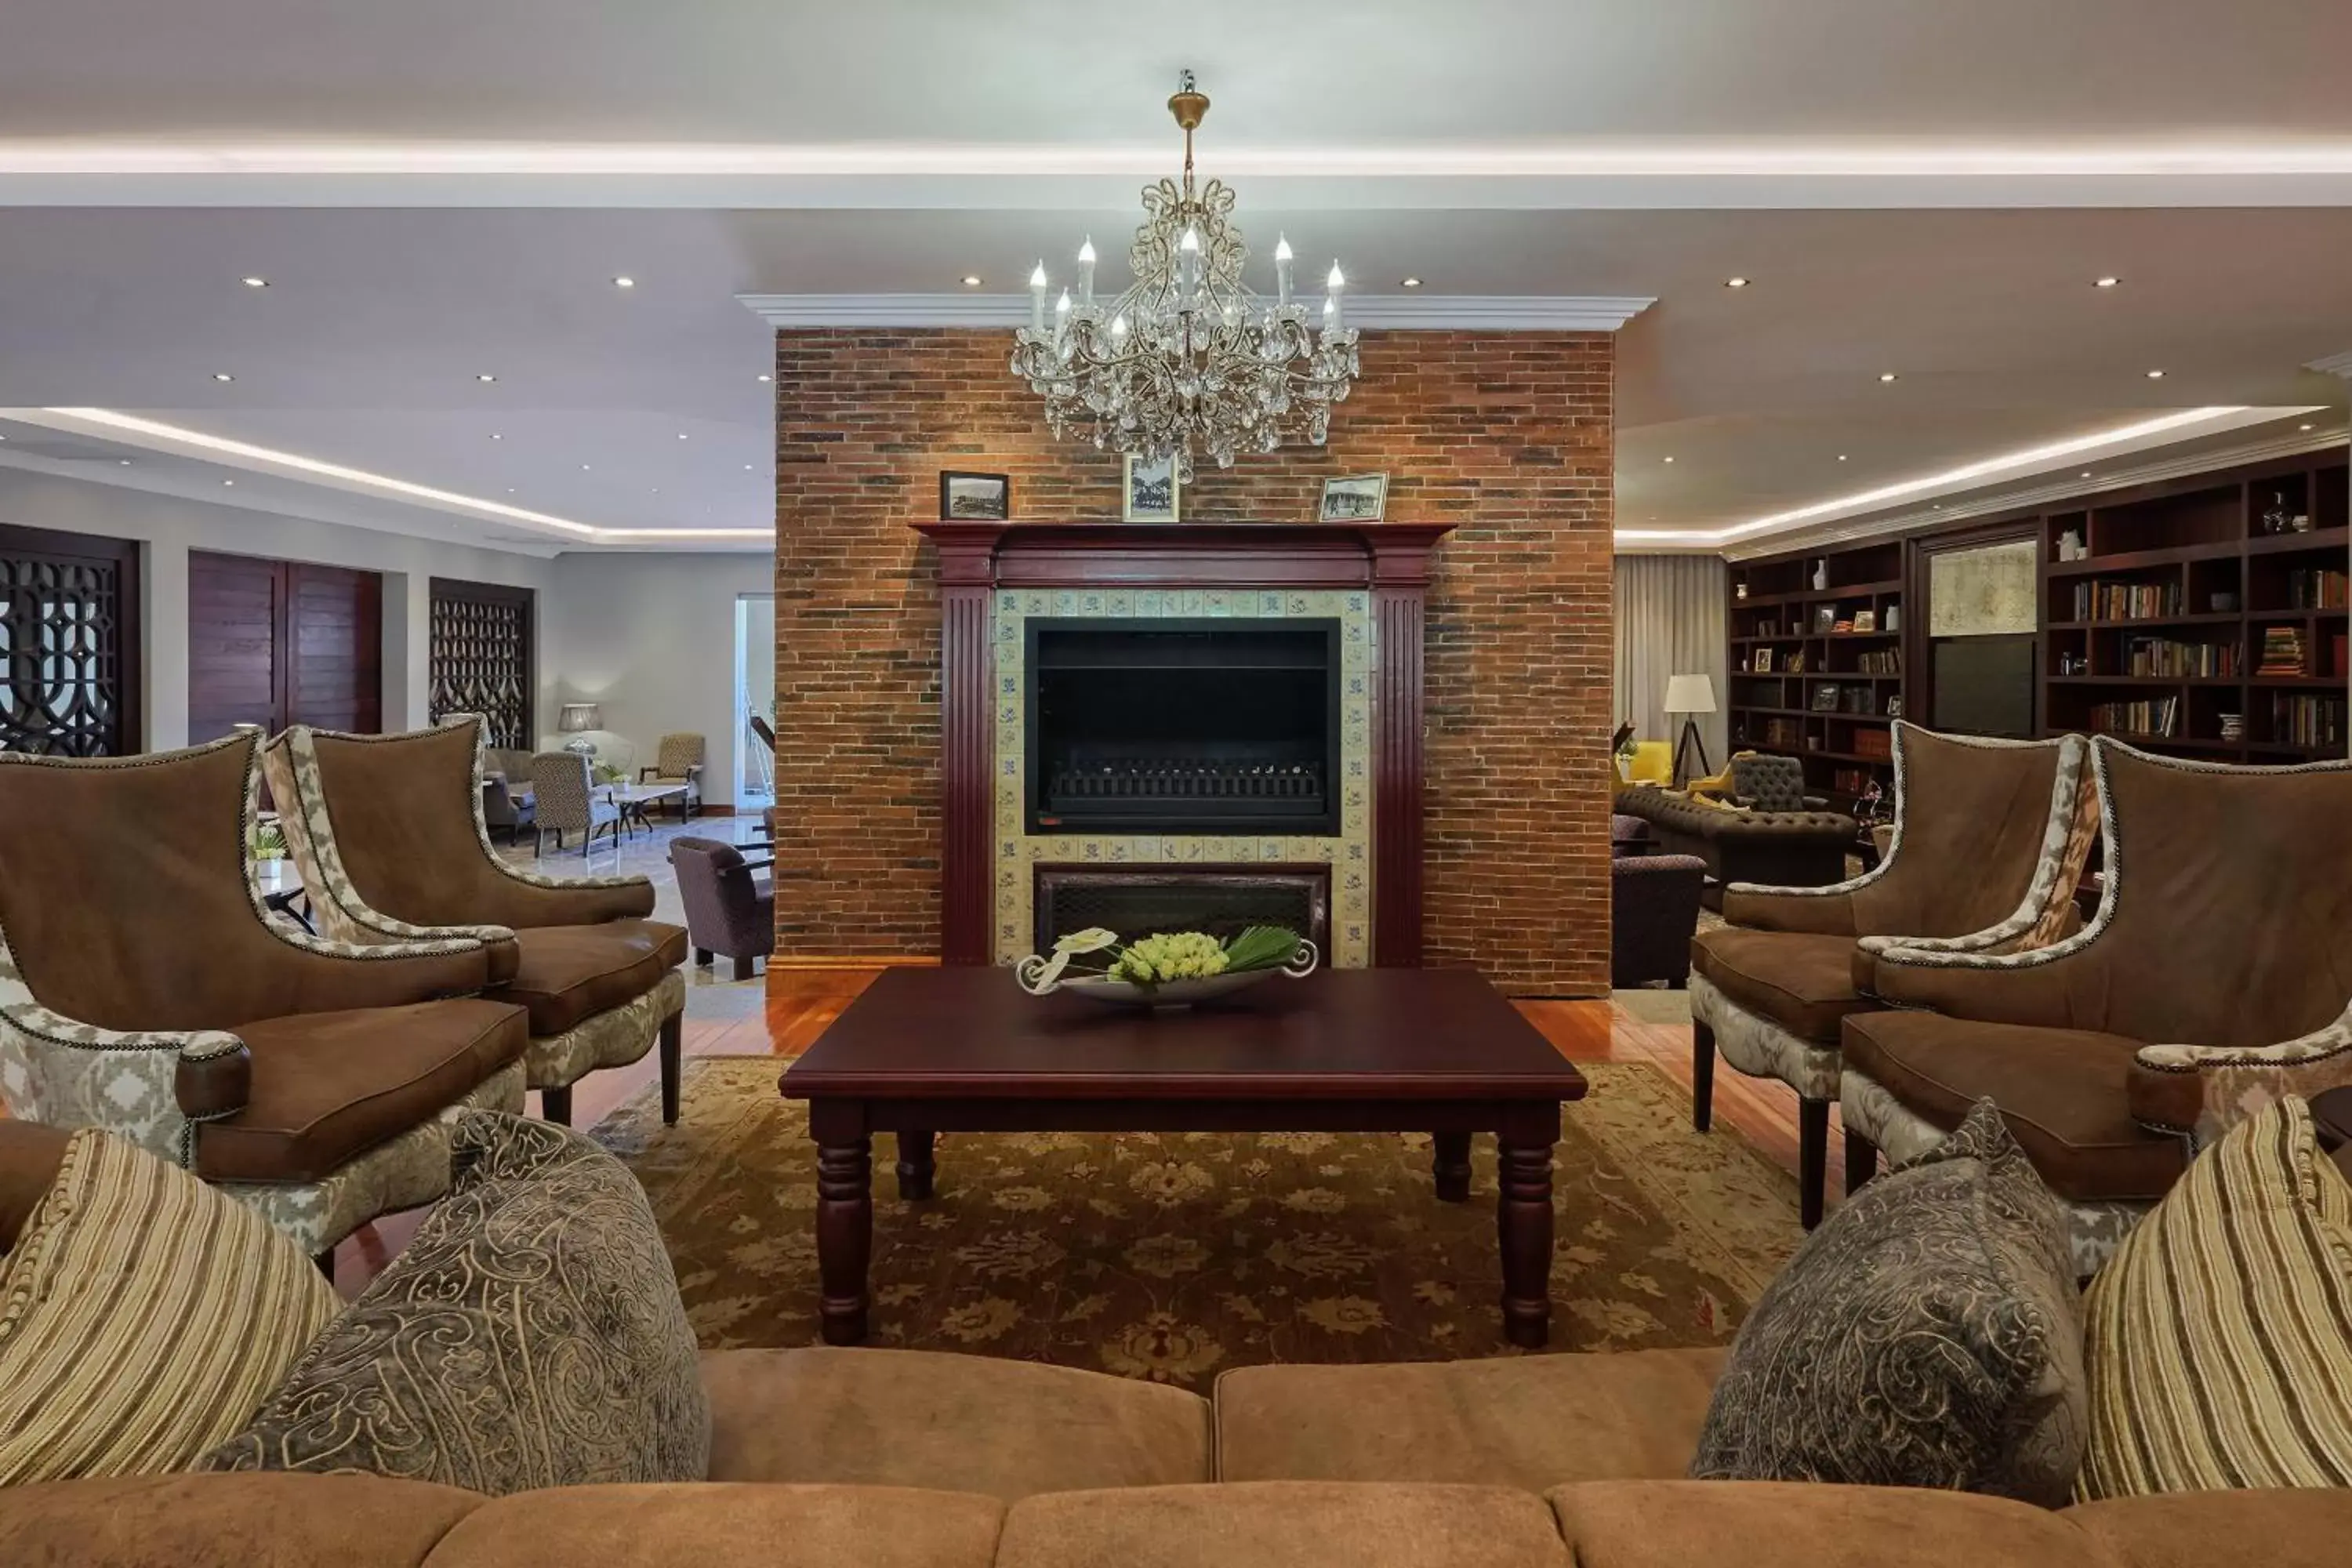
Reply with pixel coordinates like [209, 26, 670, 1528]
[1624, 740, 1674, 786]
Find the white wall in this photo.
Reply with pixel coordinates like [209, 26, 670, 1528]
[0, 468, 554, 749]
[545, 551, 773, 808]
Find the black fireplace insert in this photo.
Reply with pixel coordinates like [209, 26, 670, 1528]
[1025, 617, 1341, 836]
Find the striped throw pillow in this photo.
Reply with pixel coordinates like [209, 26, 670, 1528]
[2078, 1096, 2352, 1499]
[0, 1129, 341, 1484]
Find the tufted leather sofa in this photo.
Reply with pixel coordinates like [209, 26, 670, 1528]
[1610, 785, 1856, 908]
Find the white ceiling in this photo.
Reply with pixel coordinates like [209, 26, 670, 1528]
[1, 2, 2348, 554]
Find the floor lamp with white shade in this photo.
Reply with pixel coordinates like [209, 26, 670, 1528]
[1664, 673, 1717, 787]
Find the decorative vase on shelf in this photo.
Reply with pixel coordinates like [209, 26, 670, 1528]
[1811, 560, 1828, 591]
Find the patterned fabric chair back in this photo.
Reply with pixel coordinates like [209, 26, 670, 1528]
[652, 734, 704, 780]
[529, 753, 596, 834]
[1730, 753, 1809, 813]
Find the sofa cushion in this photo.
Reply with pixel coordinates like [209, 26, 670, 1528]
[0, 1128, 340, 1484]
[994, 1482, 1568, 1568]
[500, 920, 688, 1035]
[2067, 1487, 2352, 1567]
[703, 1346, 1211, 1501]
[195, 999, 530, 1182]
[1214, 1347, 1725, 1490]
[427, 1483, 1004, 1568]
[205, 1112, 706, 1494]
[1550, 1481, 2104, 1568]
[0, 1473, 485, 1568]
[1690, 928, 1869, 1043]
[0, 1117, 72, 1249]
[1841, 1009, 2188, 1203]
[1691, 1101, 2087, 1506]
[2077, 1096, 2352, 1500]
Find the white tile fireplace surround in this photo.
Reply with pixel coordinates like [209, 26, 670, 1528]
[990, 586, 1375, 967]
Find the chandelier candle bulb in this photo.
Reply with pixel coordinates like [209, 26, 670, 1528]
[1029, 261, 1048, 331]
[1077, 238, 1096, 307]
[1276, 234, 1294, 307]
[1326, 262, 1345, 333]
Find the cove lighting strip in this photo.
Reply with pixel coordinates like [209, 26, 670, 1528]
[8, 141, 2352, 179]
[1615, 407, 2260, 546]
[40, 408, 773, 544]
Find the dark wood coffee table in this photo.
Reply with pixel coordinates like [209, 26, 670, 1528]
[779, 966, 1588, 1348]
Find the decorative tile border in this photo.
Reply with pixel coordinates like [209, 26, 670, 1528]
[991, 587, 1377, 967]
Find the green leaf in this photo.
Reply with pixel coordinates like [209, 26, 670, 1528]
[1221, 925, 1301, 973]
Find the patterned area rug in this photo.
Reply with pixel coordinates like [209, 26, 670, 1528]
[591, 1057, 1801, 1385]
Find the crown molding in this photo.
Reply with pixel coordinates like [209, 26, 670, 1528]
[2309, 348, 2352, 379]
[1714, 423, 2347, 561]
[738, 293, 1653, 332]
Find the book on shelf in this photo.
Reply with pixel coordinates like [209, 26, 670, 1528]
[2336, 633, 2348, 681]
[2269, 694, 2347, 749]
[1762, 718, 1806, 750]
[1840, 688, 1878, 714]
[2125, 637, 2239, 678]
[1855, 648, 1902, 675]
[2073, 579, 2186, 622]
[2257, 626, 2308, 677]
[1853, 729, 1893, 761]
[2089, 696, 2181, 739]
[2285, 568, 2349, 611]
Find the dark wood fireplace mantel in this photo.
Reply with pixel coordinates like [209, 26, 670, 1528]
[916, 519, 1454, 967]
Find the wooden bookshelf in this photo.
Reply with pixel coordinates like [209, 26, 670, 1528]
[1726, 536, 1908, 806]
[1722, 448, 2350, 803]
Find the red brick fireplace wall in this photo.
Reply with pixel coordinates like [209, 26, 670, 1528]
[771, 328, 1615, 994]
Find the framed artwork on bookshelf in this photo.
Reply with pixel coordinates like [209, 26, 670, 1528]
[1853, 608, 1877, 632]
[1752, 648, 1773, 673]
[1812, 683, 1841, 712]
[1813, 604, 1838, 633]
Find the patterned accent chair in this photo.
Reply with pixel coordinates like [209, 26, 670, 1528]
[480, 746, 536, 848]
[640, 732, 706, 818]
[669, 837, 776, 981]
[530, 751, 622, 857]
[0, 733, 529, 1267]
[1842, 739, 2352, 1276]
[1690, 724, 2100, 1229]
[263, 718, 691, 1127]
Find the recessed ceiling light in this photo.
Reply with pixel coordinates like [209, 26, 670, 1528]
[960, 274, 983, 287]
[1662, 456, 1675, 463]
[580, 463, 591, 470]
[676, 432, 688, 440]
[241, 276, 268, 289]
[743, 463, 754, 470]
[211, 372, 234, 382]
[757, 373, 771, 383]
[2095, 276, 2121, 288]
[506, 486, 517, 493]
[221, 478, 234, 486]
[2299, 423, 2316, 431]
[489, 432, 503, 441]
[1878, 372, 1898, 383]
[1836, 454, 1849, 462]
[118, 458, 131, 466]
[612, 275, 635, 289]
[1725, 276, 1750, 289]
[2081, 470, 2093, 478]
[2145, 368, 2166, 379]
[475, 372, 497, 383]
[1400, 277, 1424, 289]
[1930, 503, 1942, 510]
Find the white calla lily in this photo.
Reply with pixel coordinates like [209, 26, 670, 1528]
[1054, 927, 1120, 955]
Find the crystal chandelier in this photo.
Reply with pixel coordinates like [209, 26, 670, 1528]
[1010, 71, 1359, 478]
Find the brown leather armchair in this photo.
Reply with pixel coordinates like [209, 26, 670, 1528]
[0, 734, 529, 1265]
[1690, 724, 2100, 1229]
[262, 717, 690, 1127]
[669, 837, 775, 981]
[1842, 738, 2352, 1275]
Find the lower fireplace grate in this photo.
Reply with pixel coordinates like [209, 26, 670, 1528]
[1032, 866, 1330, 954]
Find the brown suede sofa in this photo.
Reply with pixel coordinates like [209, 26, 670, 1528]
[1611, 782, 1857, 906]
[9, 1341, 2352, 1566]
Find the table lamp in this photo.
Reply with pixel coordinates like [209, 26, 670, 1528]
[1664, 673, 1716, 788]
[557, 702, 604, 758]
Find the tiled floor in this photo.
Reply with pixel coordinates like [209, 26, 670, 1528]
[332, 826, 1837, 1287]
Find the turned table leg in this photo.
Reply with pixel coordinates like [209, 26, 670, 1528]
[1496, 1137, 1555, 1348]
[896, 1131, 936, 1200]
[1432, 1131, 1472, 1202]
[815, 1134, 873, 1345]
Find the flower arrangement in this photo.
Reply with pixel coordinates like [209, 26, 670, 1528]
[1016, 924, 1316, 1006]
[249, 822, 289, 862]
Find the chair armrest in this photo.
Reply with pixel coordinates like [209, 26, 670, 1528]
[0, 1004, 250, 1167]
[1868, 915, 2107, 1029]
[2131, 1004, 2352, 1142]
[638, 767, 660, 783]
[1802, 794, 1831, 811]
[268, 924, 510, 1008]
[732, 857, 775, 874]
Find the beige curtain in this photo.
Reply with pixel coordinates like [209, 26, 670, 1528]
[1613, 554, 1729, 768]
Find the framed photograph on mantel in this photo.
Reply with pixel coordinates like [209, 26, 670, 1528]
[938, 471, 1010, 521]
[1123, 453, 1181, 522]
[1319, 473, 1388, 522]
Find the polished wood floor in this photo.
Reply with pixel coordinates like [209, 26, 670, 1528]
[329, 967, 1836, 1292]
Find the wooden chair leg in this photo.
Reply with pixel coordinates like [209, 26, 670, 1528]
[540, 1085, 573, 1127]
[1798, 1097, 1830, 1229]
[695, 946, 713, 967]
[659, 1010, 684, 1126]
[731, 953, 756, 982]
[1845, 1126, 1878, 1196]
[1691, 1019, 1715, 1132]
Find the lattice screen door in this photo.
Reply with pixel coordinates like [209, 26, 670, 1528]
[0, 525, 137, 756]
[428, 578, 535, 748]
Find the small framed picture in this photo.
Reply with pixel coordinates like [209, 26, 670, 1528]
[1886, 695, 1905, 719]
[1123, 453, 1181, 522]
[1812, 683, 1841, 712]
[938, 471, 1009, 521]
[1813, 604, 1838, 633]
[1852, 608, 1877, 633]
[1752, 648, 1773, 673]
[1318, 473, 1388, 522]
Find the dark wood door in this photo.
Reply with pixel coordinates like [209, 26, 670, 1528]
[187, 551, 382, 741]
[0, 521, 142, 755]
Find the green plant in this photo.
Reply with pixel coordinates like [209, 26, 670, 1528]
[249, 822, 288, 861]
[593, 761, 627, 785]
